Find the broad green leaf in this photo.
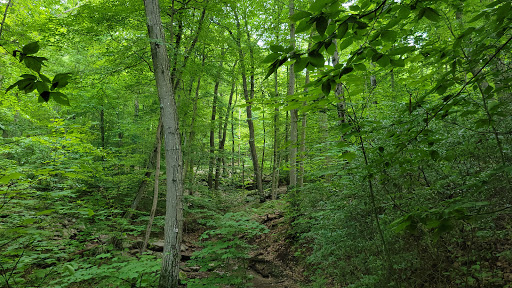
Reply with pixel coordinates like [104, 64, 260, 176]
[20, 74, 37, 80]
[423, 7, 440, 22]
[269, 44, 284, 53]
[40, 91, 51, 102]
[316, 15, 328, 35]
[35, 81, 49, 94]
[24, 56, 42, 73]
[308, 51, 324, 68]
[0, 172, 25, 184]
[294, 57, 307, 73]
[290, 10, 312, 22]
[22, 41, 40, 55]
[296, 20, 313, 34]
[262, 53, 280, 64]
[337, 22, 348, 39]
[398, 5, 410, 19]
[338, 38, 353, 52]
[321, 80, 331, 96]
[50, 92, 70, 106]
[354, 63, 366, 71]
[390, 58, 405, 67]
[381, 30, 398, 42]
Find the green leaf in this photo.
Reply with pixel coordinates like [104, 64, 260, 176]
[308, 51, 324, 68]
[338, 38, 353, 52]
[354, 20, 368, 30]
[20, 74, 37, 80]
[390, 58, 405, 67]
[325, 41, 336, 55]
[24, 56, 42, 73]
[52, 73, 72, 90]
[50, 92, 70, 106]
[0, 172, 25, 184]
[337, 22, 349, 39]
[63, 264, 75, 276]
[294, 57, 307, 73]
[381, 30, 398, 42]
[310, 0, 330, 13]
[262, 52, 280, 64]
[354, 63, 366, 71]
[376, 54, 390, 67]
[290, 10, 312, 22]
[341, 151, 357, 161]
[35, 81, 50, 94]
[36, 209, 55, 216]
[339, 66, 354, 77]
[22, 41, 40, 55]
[296, 20, 313, 34]
[40, 91, 51, 102]
[423, 7, 440, 22]
[316, 15, 328, 35]
[269, 45, 284, 53]
[398, 5, 411, 19]
[430, 150, 440, 161]
[321, 80, 331, 96]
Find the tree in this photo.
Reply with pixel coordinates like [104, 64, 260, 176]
[143, 0, 184, 286]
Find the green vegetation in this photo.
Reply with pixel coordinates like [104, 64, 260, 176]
[1, 0, 512, 287]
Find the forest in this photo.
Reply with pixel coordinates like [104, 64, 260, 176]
[1, 0, 512, 287]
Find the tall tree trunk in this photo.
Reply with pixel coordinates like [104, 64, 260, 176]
[172, 8, 207, 93]
[183, 54, 205, 191]
[210, 49, 226, 190]
[141, 122, 162, 254]
[125, 119, 162, 219]
[233, 6, 263, 200]
[298, 68, 309, 187]
[271, 3, 282, 200]
[143, 1, 184, 287]
[271, 69, 280, 200]
[288, 0, 297, 188]
[218, 62, 237, 184]
[332, 39, 346, 126]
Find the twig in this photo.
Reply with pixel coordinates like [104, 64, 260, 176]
[0, 0, 12, 40]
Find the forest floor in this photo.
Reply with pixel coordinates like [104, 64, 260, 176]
[141, 186, 304, 287]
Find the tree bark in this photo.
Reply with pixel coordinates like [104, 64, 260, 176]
[183, 54, 205, 191]
[143, 1, 184, 287]
[218, 62, 237, 185]
[141, 120, 162, 254]
[288, 0, 297, 188]
[233, 6, 263, 200]
[124, 119, 162, 219]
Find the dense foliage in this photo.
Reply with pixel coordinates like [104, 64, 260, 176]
[1, 0, 511, 287]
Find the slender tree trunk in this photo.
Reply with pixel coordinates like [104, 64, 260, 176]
[261, 101, 266, 186]
[184, 54, 205, 191]
[172, 8, 206, 93]
[298, 69, 309, 187]
[271, 70, 280, 200]
[210, 49, 226, 190]
[125, 120, 162, 219]
[233, 7, 263, 200]
[141, 122, 162, 254]
[218, 62, 237, 184]
[332, 39, 346, 126]
[288, 0, 297, 188]
[143, 1, 184, 287]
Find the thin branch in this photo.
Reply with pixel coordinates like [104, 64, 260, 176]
[0, 0, 12, 40]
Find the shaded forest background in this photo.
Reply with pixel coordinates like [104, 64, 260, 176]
[1, 0, 512, 287]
